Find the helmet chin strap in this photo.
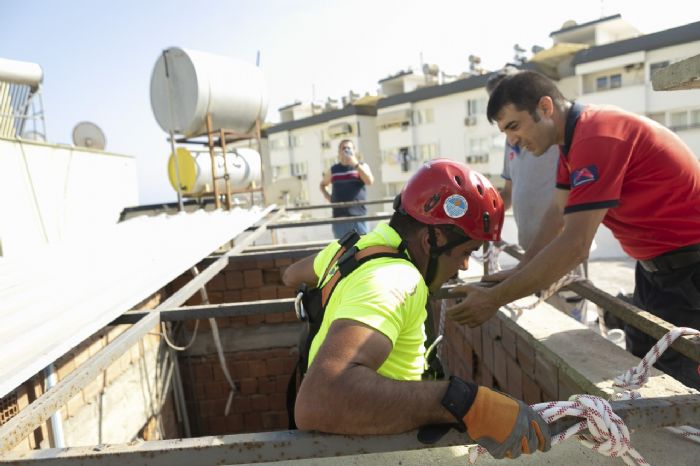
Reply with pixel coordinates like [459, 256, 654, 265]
[424, 226, 471, 290]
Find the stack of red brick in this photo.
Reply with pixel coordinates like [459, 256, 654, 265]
[170, 254, 302, 436]
[434, 301, 582, 405]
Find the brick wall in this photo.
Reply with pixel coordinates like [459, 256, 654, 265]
[433, 298, 585, 404]
[169, 253, 305, 436]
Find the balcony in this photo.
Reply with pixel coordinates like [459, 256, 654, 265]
[577, 84, 646, 114]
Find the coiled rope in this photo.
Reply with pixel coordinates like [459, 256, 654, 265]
[467, 393, 647, 465]
[612, 326, 700, 445]
[467, 327, 700, 464]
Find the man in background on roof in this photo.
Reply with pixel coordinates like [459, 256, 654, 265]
[487, 67, 588, 324]
[285, 159, 550, 459]
[449, 70, 700, 389]
[320, 139, 375, 239]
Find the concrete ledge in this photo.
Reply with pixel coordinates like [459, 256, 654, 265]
[499, 297, 696, 398]
[652, 54, 700, 90]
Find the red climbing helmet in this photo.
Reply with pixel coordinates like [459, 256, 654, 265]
[397, 159, 504, 241]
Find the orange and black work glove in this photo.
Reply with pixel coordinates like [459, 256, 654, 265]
[440, 376, 551, 459]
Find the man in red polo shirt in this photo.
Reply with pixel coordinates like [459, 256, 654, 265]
[448, 70, 700, 389]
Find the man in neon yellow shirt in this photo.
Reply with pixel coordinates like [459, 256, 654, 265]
[283, 159, 551, 459]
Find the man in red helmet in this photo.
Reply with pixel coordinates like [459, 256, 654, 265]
[283, 159, 550, 459]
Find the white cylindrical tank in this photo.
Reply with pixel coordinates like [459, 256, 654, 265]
[167, 147, 262, 195]
[0, 57, 43, 89]
[150, 47, 268, 137]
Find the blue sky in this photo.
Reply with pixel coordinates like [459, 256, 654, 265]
[1, 0, 696, 204]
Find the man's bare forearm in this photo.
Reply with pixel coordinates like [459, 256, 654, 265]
[494, 230, 588, 305]
[296, 363, 453, 434]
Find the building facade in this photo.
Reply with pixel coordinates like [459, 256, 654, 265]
[262, 16, 700, 210]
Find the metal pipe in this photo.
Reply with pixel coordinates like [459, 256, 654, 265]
[246, 213, 392, 230]
[42, 364, 65, 448]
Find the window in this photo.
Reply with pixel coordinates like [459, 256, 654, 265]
[413, 109, 435, 125]
[290, 161, 308, 179]
[610, 74, 622, 89]
[399, 147, 412, 172]
[596, 76, 609, 91]
[650, 61, 669, 79]
[469, 137, 489, 153]
[271, 164, 290, 181]
[270, 138, 287, 150]
[417, 143, 438, 161]
[466, 154, 489, 164]
[466, 98, 484, 116]
[670, 111, 688, 130]
[690, 109, 700, 127]
[289, 135, 302, 147]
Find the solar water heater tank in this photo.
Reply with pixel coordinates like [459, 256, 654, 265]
[150, 47, 268, 137]
[167, 147, 261, 195]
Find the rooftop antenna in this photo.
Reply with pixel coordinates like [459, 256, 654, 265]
[72, 121, 106, 150]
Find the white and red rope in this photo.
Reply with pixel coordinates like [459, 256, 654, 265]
[467, 394, 647, 465]
[466, 327, 700, 464]
[612, 326, 700, 445]
[612, 326, 700, 399]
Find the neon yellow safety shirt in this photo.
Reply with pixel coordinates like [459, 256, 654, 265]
[308, 222, 429, 380]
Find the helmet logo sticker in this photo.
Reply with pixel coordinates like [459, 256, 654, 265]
[444, 194, 468, 218]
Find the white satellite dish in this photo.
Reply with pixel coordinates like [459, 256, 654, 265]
[72, 121, 106, 150]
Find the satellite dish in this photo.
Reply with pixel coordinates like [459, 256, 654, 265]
[561, 20, 577, 29]
[72, 121, 106, 150]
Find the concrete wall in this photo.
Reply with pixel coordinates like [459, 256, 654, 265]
[0, 137, 138, 258]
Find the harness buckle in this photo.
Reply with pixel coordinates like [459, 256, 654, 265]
[294, 290, 307, 321]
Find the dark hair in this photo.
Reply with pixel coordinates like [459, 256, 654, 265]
[389, 211, 469, 244]
[486, 70, 566, 123]
[338, 139, 353, 150]
[485, 65, 519, 95]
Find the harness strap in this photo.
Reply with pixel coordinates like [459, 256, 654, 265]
[321, 246, 409, 307]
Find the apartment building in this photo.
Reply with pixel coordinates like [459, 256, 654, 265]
[375, 72, 502, 196]
[263, 15, 700, 209]
[264, 99, 381, 216]
[565, 19, 700, 154]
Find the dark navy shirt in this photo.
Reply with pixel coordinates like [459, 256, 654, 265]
[330, 163, 367, 217]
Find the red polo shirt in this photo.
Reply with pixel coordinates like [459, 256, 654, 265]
[556, 103, 700, 260]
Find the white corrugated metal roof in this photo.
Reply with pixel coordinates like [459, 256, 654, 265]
[0, 207, 268, 398]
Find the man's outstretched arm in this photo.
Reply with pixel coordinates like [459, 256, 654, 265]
[295, 319, 550, 458]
